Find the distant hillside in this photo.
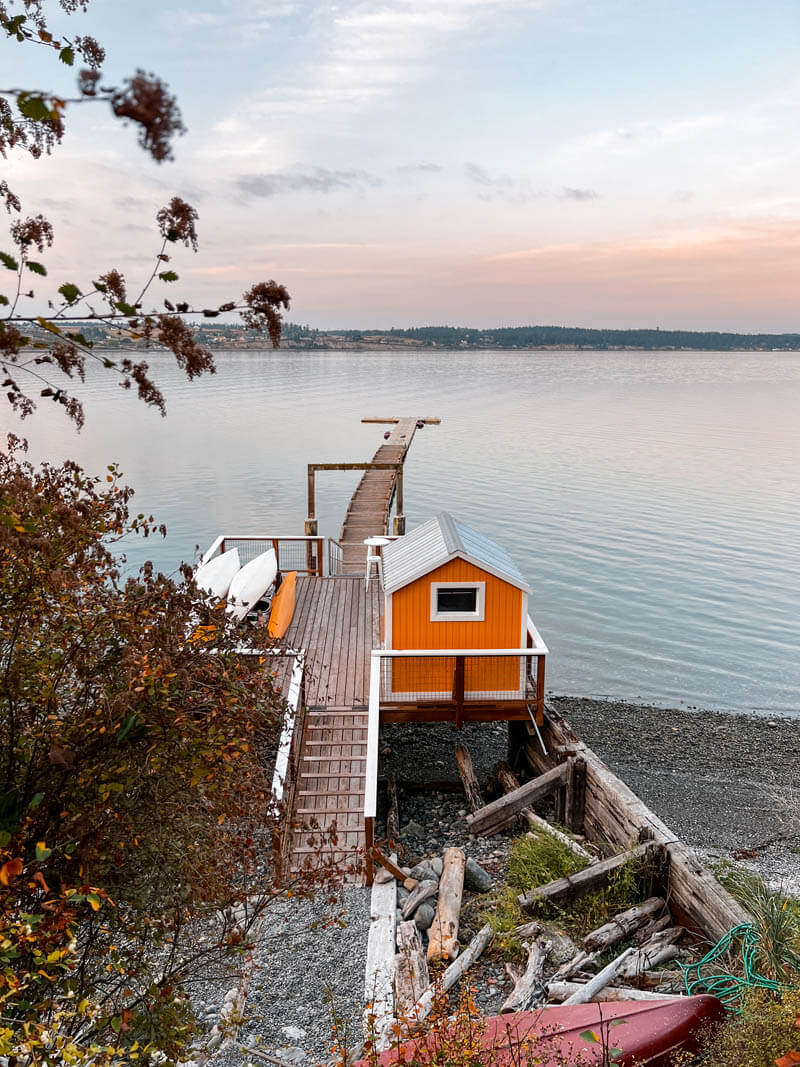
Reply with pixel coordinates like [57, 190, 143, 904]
[277, 324, 800, 351]
[51, 320, 800, 352]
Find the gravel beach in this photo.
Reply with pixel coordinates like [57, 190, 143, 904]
[207, 697, 799, 1065]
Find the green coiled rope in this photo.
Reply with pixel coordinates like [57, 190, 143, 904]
[681, 922, 785, 1012]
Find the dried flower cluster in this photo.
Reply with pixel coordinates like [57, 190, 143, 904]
[156, 314, 215, 380]
[242, 280, 292, 348]
[156, 195, 199, 250]
[111, 70, 185, 163]
[10, 213, 54, 252]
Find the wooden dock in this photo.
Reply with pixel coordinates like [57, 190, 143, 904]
[280, 417, 437, 881]
[339, 417, 421, 573]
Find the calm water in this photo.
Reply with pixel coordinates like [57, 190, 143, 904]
[17, 348, 800, 718]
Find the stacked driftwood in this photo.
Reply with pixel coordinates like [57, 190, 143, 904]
[372, 844, 494, 1021]
[371, 741, 692, 1028]
[502, 896, 688, 1011]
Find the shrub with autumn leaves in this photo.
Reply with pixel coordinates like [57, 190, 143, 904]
[0, 436, 289, 1064]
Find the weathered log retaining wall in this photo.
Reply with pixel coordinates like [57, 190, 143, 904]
[522, 701, 749, 944]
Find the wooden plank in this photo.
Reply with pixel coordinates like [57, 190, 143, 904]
[364, 866, 397, 1049]
[466, 762, 569, 835]
[518, 842, 661, 911]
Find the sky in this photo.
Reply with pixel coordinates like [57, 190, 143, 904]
[5, 0, 800, 331]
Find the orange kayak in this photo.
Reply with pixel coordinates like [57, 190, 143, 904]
[268, 571, 297, 638]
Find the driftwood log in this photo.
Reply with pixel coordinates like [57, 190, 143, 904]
[583, 896, 666, 951]
[394, 920, 429, 1016]
[518, 842, 661, 911]
[617, 927, 684, 979]
[427, 847, 466, 963]
[455, 744, 484, 813]
[370, 848, 418, 891]
[547, 980, 684, 1003]
[636, 912, 673, 943]
[410, 923, 493, 1023]
[494, 761, 592, 860]
[562, 946, 636, 1005]
[500, 938, 552, 1013]
[551, 948, 601, 981]
[466, 763, 568, 836]
[401, 879, 438, 921]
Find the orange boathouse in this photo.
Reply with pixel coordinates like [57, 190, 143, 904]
[378, 512, 548, 724]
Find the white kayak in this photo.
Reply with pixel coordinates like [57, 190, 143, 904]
[194, 547, 241, 601]
[226, 548, 278, 621]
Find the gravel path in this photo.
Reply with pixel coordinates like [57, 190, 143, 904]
[206, 697, 800, 1065]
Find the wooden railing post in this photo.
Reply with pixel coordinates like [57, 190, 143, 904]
[365, 819, 374, 885]
[452, 656, 465, 729]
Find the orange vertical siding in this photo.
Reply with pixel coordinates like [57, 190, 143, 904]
[390, 559, 524, 695]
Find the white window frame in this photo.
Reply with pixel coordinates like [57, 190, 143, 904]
[430, 581, 486, 622]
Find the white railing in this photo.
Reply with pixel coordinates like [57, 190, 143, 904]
[200, 534, 345, 577]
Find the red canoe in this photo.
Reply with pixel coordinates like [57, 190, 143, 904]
[356, 997, 724, 1067]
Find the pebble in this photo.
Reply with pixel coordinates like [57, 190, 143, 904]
[414, 903, 435, 931]
[401, 820, 425, 837]
[464, 857, 492, 893]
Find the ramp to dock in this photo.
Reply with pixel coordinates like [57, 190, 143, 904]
[282, 576, 380, 880]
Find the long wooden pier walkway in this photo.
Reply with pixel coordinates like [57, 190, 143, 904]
[279, 416, 438, 882]
[339, 417, 420, 574]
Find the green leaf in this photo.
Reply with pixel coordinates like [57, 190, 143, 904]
[66, 331, 92, 347]
[36, 317, 61, 335]
[114, 301, 137, 317]
[0, 294, 8, 305]
[102, 357, 116, 368]
[28, 792, 45, 810]
[26, 261, 47, 276]
[0, 252, 18, 271]
[0, 830, 10, 847]
[58, 282, 81, 303]
[116, 714, 139, 744]
[59, 45, 75, 66]
[157, 270, 179, 283]
[35, 841, 52, 862]
[580, 1030, 600, 1045]
[17, 93, 51, 122]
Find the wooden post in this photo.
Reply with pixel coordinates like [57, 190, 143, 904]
[364, 817, 374, 886]
[454, 743, 484, 812]
[396, 465, 403, 516]
[306, 464, 316, 523]
[554, 782, 566, 825]
[315, 537, 323, 576]
[508, 720, 528, 768]
[386, 775, 400, 845]
[453, 657, 465, 729]
[565, 756, 586, 835]
[393, 514, 405, 536]
[304, 517, 317, 575]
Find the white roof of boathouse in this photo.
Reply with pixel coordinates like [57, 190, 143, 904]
[382, 512, 531, 595]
